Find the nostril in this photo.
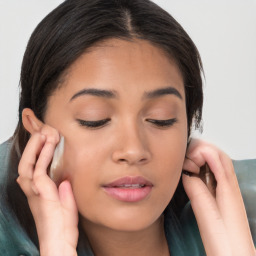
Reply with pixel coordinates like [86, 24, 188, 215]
[139, 158, 148, 163]
[118, 157, 148, 164]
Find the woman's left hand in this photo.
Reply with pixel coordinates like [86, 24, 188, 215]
[182, 139, 256, 256]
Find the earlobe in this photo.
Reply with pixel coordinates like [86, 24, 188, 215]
[22, 108, 44, 135]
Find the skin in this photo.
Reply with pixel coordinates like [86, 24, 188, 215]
[183, 141, 256, 256]
[20, 38, 187, 256]
[17, 38, 256, 256]
[46, 38, 188, 234]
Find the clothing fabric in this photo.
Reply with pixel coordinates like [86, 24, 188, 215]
[0, 140, 255, 256]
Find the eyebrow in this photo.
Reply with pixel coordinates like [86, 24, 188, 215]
[69, 86, 183, 102]
[70, 88, 117, 101]
[142, 86, 182, 100]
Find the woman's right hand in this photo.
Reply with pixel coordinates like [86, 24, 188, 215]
[17, 126, 79, 256]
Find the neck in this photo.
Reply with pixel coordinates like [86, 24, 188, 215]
[81, 215, 170, 256]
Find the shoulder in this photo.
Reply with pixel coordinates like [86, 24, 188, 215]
[0, 140, 12, 185]
[233, 158, 256, 247]
[0, 195, 40, 255]
[0, 139, 40, 255]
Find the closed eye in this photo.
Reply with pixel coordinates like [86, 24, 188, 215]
[77, 118, 177, 129]
[146, 118, 177, 127]
[77, 118, 110, 128]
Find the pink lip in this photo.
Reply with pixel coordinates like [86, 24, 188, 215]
[103, 176, 153, 202]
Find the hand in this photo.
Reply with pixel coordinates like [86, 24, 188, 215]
[182, 139, 256, 256]
[17, 126, 78, 256]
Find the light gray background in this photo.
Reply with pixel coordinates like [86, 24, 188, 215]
[0, 0, 256, 159]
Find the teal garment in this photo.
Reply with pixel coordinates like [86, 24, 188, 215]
[0, 140, 255, 255]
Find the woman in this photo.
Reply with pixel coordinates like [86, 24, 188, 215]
[1, 0, 255, 255]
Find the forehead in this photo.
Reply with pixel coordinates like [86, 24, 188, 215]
[55, 38, 185, 101]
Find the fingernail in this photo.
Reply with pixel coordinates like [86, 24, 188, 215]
[182, 170, 192, 177]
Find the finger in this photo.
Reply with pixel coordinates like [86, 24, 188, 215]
[17, 133, 46, 196]
[28, 127, 60, 200]
[187, 144, 256, 255]
[218, 151, 237, 181]
[31, 137, 58, 197]
[16, 176, 39, 197]
[186, 139, 256, 254]
[212, 154, 256, 254]
[182, 173, 232, 256]
[59, 180, 79, 247]
[186, 139, 224, 170]
[34, 138, 57, 178]
[59, 180, 78, 226]
[187, 145, 226, 183]
[34, 126, 60, 178]
[18, 133, 46, 178]
[183, 156, 200, 174]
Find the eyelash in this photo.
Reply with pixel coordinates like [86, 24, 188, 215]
[77, 118, 111, 128]
[77, 118, 177, 129]
[146, 118, 177, 127]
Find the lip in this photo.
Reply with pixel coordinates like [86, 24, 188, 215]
[102, 176, 153, 202]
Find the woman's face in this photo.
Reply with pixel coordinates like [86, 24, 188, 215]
[44, 38, 187, 232]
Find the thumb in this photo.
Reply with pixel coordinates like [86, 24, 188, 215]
[182, 173, 232, 256]
[59, 180, 78, 225]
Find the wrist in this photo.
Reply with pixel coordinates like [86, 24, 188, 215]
[40, 243, 78, 256]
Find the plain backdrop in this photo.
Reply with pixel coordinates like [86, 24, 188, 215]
[0, 0, 255, 160]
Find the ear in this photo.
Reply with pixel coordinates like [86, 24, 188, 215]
[22, 108, 44, 135]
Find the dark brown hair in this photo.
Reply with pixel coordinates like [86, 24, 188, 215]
[6, 0, 203, 248]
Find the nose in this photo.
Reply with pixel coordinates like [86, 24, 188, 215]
[112, 122, 152, 165]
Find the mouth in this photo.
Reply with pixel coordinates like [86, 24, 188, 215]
[110, 184, 146, 188]
[102, 176, 153, 202]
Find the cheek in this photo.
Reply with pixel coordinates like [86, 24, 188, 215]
[57, 117, 187, 225]
[153, 127, 187, 197]
[63, 136, 101, 178]
[60, 134, 109, 212]
[62, 130, 108, 174]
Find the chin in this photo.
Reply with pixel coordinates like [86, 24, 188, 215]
[105, 218, 158, 232]
[96, 205, 163, 232]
